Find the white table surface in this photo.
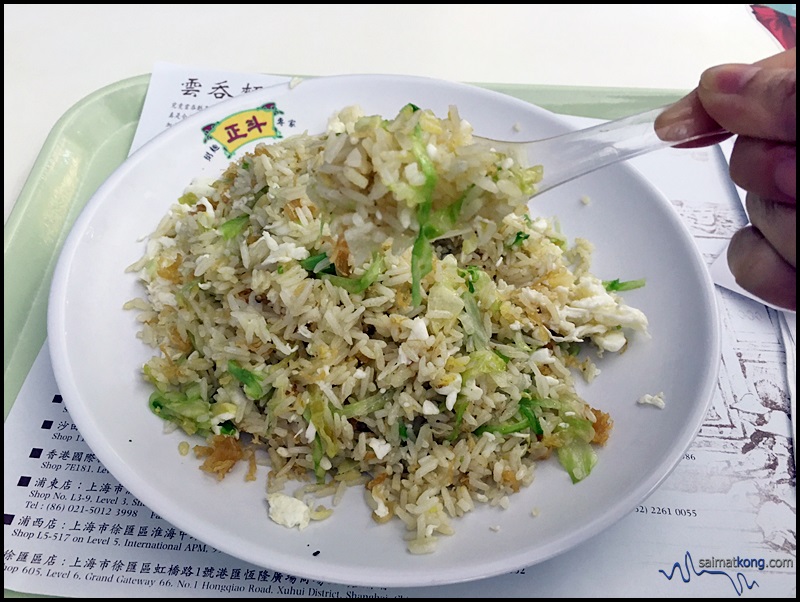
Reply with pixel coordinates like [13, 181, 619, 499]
[3, 4, 784, 225]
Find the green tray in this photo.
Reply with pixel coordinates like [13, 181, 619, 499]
[3, 74, 683, 598]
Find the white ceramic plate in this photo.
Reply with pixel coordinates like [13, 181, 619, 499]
[48, 74, 719, 588]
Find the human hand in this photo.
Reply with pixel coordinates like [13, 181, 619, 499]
[657, 48, 796, 312]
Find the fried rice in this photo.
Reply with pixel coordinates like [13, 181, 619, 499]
[124, 103, 649, 554]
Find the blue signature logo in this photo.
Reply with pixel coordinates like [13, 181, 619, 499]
[660, 551, 759, 596]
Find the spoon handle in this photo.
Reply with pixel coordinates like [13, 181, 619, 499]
[524, 105, 726, 195]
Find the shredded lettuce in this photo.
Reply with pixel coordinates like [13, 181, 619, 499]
[311, 433, 326, 484]
[219, 215, 250, 240]
[550, 411, 598, 483]
[460, 291, 489, 348]
[508, 231, 530, 248]
[458, 266, 483, 294]
[603, 278, 646, 292]
[149, 389, 210, 436]
[557, 439, 598, 484]
[409, 122, 439, 306]
[411, 234, 433, 306]
[471, 394, 601, 483]
[473, 396, 542, 438]
[422, 186, 475, 240]
[306, 388, 339, 458]
[322, 253, 384, 294]
[447, 399, 470, 441]
[474, 418, 530, 437]
[300, 252, 328, 271]
[227, 360, 264, 400]
[464, 348, 506, 379]
[300, 252, 336, 276]
[426, 282, 465, 319]
[148, 384, 237, 438]
[339, 390, 392, 419]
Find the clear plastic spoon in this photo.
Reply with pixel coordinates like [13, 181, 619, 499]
[477, 104, 728, 195]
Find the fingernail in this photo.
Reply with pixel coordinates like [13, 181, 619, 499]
[700, 64, 760, 94]
[655, 91, 713, 142]
[775, 158, 796, 199]
[655, 94, 696, 141]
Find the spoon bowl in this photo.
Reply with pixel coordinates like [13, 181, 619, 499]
[476, 104, 727, 195]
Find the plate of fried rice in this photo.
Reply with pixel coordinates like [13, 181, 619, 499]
[48, 74, 719, 587]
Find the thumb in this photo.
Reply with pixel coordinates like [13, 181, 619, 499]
[697, 62, 796, 142]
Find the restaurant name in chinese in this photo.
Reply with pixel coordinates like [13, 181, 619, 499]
[202, 104, 285, 158]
